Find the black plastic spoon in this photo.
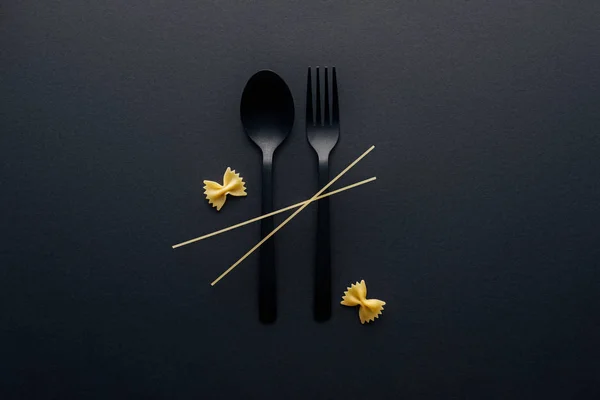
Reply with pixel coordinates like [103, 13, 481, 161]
[240, 70, 295, 324]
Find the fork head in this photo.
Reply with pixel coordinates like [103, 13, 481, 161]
[306, 66, 340, 158]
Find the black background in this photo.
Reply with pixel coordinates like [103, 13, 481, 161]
[1, 1, 599, 399]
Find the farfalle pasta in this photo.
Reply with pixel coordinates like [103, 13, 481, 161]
[341, 280, 386, 324]
[203, 167, 247, 211]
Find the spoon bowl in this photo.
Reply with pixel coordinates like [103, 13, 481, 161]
[241, 70, 295, 155]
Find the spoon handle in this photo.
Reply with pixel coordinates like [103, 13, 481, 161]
[259, 159, 276, 323]
[314, 159, 332, 321]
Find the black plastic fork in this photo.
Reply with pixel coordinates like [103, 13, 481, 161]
[306, 66, 340, 322]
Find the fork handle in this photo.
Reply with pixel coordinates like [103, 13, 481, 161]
[259, 157, 276, 324]
[314, 159, 332, 321]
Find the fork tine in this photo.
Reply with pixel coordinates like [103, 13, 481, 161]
[316, 66, 322, 126]
[306, 67, 313, 126]
[332, 67, 339, 125]
[324, 67, 330, 125]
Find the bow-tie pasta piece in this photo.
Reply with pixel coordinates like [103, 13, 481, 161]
[341, 280, 386, 324]
[203, 167, 247, 211]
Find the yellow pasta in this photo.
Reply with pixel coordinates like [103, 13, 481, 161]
[341, 280, 386, 324]
[203, 167, 247, 211]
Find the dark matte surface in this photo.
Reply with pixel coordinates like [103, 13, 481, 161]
[1, 1, 599, 399]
